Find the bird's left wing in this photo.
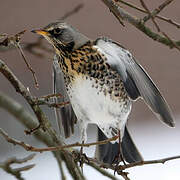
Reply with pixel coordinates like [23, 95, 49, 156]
[94, 37, 175, 127]
[53, 54, 77, 138]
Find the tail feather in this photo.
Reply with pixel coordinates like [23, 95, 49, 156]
[95, 126, 143, 164]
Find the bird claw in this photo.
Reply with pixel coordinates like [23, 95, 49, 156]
[79, 153, 89, 167]
[113, 153, 127, 175]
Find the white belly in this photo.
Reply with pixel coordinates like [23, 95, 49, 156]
[68, 76, 132, 139]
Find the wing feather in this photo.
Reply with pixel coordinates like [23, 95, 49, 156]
[95, 38, 175, 127]
[53, 55, 77, 138]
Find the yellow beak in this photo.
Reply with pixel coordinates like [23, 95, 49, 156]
[31, 29, 49, 36]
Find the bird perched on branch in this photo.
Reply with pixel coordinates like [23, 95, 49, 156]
[32, 21, 175, 164]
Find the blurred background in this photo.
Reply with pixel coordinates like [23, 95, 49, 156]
[0, 0, 180, 179]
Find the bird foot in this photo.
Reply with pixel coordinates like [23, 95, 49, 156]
[79, 152, 89, 168]
[113, 153, 127, 175]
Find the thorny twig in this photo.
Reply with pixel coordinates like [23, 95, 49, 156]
[0, 154, 36, 180]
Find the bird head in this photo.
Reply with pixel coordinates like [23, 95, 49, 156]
[32, 21, 89, 52]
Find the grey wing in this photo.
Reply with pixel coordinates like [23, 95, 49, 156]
[53, 55, 77, 138]
[95, 38, 175, 127]
[95, 126, 143, 164]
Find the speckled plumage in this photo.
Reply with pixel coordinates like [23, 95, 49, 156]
[32, 21, 174, 164]
[55, 41, 131, 141]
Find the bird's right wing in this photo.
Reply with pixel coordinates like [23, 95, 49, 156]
[53, 54, 77, 138]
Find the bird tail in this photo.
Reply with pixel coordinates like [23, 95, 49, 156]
[95, 126, 143, 164]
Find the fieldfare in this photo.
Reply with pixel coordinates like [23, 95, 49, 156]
[32, 21, 175, 164]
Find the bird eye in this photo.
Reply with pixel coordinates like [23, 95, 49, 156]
[53, 28, 61, 34]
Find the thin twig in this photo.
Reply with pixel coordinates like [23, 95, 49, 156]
[117, 0, 180, 28]
[0, 30, 39, 88]
[0, 127, 118, 152]
[39, 93, 62, 100]
[101, 0, 180, 49]
[55, 154, 66, 180]
[24, 124, 41, 135]
[0, 90, 84, 179]
[1, 84, 180, 180]
[140, 0, 160, 32]
[0, 88, 84, 180]
[0, 154, 36, 180]
[162, 31, 180, 51]
[143, 0, 174, 22]
[34, 99, 69, 108]
[60, 3, 84, 20]
[16, 43, 39, 89]
[118, 155, 180, 170]
[88, 161, 120, 180]
[24, 37, 53, 58]
[0, 33, 8, 39]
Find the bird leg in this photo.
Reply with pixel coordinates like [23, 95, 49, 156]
[118, 130, 126, 165]
[79, 141, 89, 171]
[78, 123, 89, 170]
[113, 130, 126, 175]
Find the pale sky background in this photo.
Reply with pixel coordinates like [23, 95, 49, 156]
[0, 0, 180, 179]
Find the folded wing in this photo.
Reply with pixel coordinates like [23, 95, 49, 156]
[53, 55, 77, 138]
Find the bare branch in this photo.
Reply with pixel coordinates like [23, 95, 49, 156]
[162, 31, 180, 51]
[0, 127, 118, 152]
[139, 0, 180, 52]
[0, 154, 36, 180]
[34, 99, 69, 108]
[0, 59, 48, 132]
[0, 30, 39, 88]
[140, 0, 161, 32]
[24, 37, 53, 58]
[117, 0, 180, 28]
[60, 3, 84, 20]
[39, 93, 62, 99]
[16, 43, 39, 89]
[0, 60, 85, 179]
[143, 0, 174, 22]
[101, 0, 180, 49]
[87, 162, 120, 180]
[0, 30, 26, 47]
[88, 154, 180, 171]
[2, 123, 180, 179]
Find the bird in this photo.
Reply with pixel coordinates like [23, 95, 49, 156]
[32, 21, 175, 164]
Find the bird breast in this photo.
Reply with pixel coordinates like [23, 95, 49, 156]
[67, 75, 132, 133]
